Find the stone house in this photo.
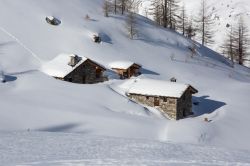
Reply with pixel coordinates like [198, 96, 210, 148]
[42, 53, 107, 84]
[109, 61, 141, 79]
[126, 79, 198, 120]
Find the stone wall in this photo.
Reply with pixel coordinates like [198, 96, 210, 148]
[128, 94, 178, 120]
[128, 91, 193, 120]
[176, 90, 193, 120]
[64, 60, 105, 84]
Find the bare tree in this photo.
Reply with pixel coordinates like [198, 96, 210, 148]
[235, 18, 249, 65]
[118, 0, 128, 15]
[150, 0, 179, 30]
[177, 3, 187, 35]
[103, 0, 110, 17]
[149, 0, 163, 25]
[221, 26, 236, 67]
[114, 0, 117, 14]
[196, 0, 215, 46]
[126, 11, 137, 39]
[162, 0, 169, 28]
[126, 0, 141, 13]
[185, 19, 196, 39]
[221, 18, 249, 66]
[168, 0, 180, 30]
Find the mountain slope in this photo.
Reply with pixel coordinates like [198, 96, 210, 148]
[0, 0, 250, 160]
[140, 0, 250, 66]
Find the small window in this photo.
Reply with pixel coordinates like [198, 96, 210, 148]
[163, 97, 168, 102]
[146, 96, 149, 100]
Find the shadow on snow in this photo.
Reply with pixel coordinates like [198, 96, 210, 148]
[192, 96, 226, 117]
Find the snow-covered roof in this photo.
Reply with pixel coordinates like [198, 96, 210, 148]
[127, 79, 197, 98]
[42, 53, 88, 78]
[46, 16, 54, 21]
[109, 61, 140, 70]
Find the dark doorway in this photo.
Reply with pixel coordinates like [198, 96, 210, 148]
[96, 68, 102, 79]
[154, 97, 160, 106]
[68, 78, 73, 82]
[82, 76, 86, 83]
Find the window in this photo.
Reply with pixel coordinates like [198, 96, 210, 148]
[154, 97, 160, 106]
[163, 97, 168, 102]
[146, 96, 149, 100]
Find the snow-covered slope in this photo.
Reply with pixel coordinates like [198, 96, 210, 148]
[2, 132, 250, 166]
[0, 0, 250, 164]
[140, 0, 250, 66]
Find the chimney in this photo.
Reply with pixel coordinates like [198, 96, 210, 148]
[68, 55, 77, 67]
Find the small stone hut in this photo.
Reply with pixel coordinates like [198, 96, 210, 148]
[109, 61, 141, 79]
[42, 53, 107, 84]
[45, 16, 61, 26]
[127, 79, 198, 120]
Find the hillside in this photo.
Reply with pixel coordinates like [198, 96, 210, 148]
[0, 0, 250, 164]
[140, 0, 250, 66]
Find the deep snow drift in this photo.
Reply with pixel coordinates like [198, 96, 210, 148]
[0, 0, 250, 164]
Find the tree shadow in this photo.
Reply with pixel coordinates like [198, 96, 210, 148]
[141, 68, 159, 76]
[192, 96, 226, 116]
[99, 32, 112, 44]
[37, 123, 81, 132]
[0, 41, 16, 47]
[4, 75, 17, 82]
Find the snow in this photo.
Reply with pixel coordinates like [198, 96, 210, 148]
[42, 53, 88, 78]
[1, 132, 250, 166]
[140, 0, 250, 67]
[0, 0, 250, 164]
[46, 16, 55, 21]
[0, 70, 5, 82]
[125, 78, 192, 98]
[109, 61, 138, 69]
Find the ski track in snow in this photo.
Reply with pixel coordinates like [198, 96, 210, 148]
[0, 27, 42, 64]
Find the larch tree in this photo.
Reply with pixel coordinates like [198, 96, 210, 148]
[162, 0, 169, 28]
[221, 26, 237, 67]
[196, 0, 215, 46]
[126, 0, 141, 13]
[235, 18, 249, 65]
[150, 0, 180, 30]
[185, 19, 196, 39]
[114, 0, 117, 14]
[126, 11, 137, 39]
[103, 0, 110, 17]
[118, 0, 128, 15]
[177, 3, 187, 35]
[149, 0, 163, 26]
[168, 0, 180, 30]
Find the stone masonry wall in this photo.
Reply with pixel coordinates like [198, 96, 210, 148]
[128, 94, 178, 120]
[176, 90, 192, 120]
[64, 61, 104, 84]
